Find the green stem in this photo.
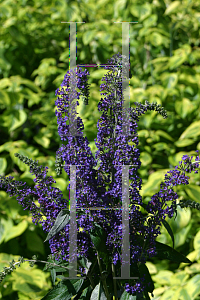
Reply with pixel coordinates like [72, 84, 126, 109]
[112, 263, 118, 300]
[96, 251, 111, 300]
[6, 258, 85, 275]
[86, 258, 98, 289]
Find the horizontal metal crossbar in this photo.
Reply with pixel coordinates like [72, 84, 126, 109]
[76, 207, 131, 210]
[77, 64, 130, 67]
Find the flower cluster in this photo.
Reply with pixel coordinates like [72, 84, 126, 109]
[0, 53, 199, 298]
[53, 53, 199, 295]
[145, 150, 199, 258]
[0, 154, 70, 261]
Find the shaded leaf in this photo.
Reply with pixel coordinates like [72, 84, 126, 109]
[44, 209, 70, 242]
[0, 157, 7, 175]
[179, 121, 200, 140]
[154, 241, 192, 263]
[4, 220, 28, 242]
[90, 222, 111, 267]
[41, 278, 87, 300]
[185, 185, 200, 203]
[119, 290, 136, 299]
[90, 282, 107, 300]
[161, 219, 175, 248]
[9, 109, 27, 132]
[138, 263, 154, 293]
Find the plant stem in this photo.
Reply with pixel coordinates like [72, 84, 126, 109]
[112, 263, 118, 300]
[86, 257, 98, 289]
[96, 251, 111, 300]
[5, 259, 85, 274]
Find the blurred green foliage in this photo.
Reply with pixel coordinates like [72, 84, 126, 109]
[0, 0, 200, 298]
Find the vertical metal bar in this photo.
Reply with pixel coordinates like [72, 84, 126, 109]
[69, 23, 79, 137]
[122, 22, 130, 136]
[113, 165, 138, 280]
[121, 165, 130, 278]
[68, 164, 86, 279]
[69, 165, 77, 278]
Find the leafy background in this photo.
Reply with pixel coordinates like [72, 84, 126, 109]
[0, 0, 200, 299]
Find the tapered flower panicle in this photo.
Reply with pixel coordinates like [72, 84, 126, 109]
[145, 150, 200, 256]
[0, 154, 68, 234]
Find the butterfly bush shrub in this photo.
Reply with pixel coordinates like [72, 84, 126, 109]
[0, 53, 199, 299]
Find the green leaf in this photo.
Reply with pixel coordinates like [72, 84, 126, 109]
[155, 130, 174, 142]
[0, 140, 27, 153]
[176, 206, 192, 230]
[140, 170, 169, 197]
[74, 286, 93, 299]
[174, 222, 192, 248]
[52, 178, 68, 192]
[185, 185, 200, 203]
[90, 282, 107, 300]
[154, 241, 192, 263]
[90, 223, 111, 267]
[44, 209, 70, 242]
[0, 157, 7, 175]
[164, 1, 181, 15]
[41, 279, 87, 300]
[193, 230, 200, 250]
[175, 98, 196, 119]
[140, 152, 152, 166]
[145, 262, 157, 275]
[179, 121, 200, 140]
[34, 134, 50, 148]
[90, 69, 107, 79]
[9, 26, 27, 44]
[153, 142, 170, 151]
[143, 14, 157, 28]
[9, 109, 27, 132]
[119, 290, 136, 299]
[78, 257, 92, 276]
[0, 222, 5, 244]
[4, 220, 28, 242]
[138, 263, 154, 293]
[175, 139, 195, 147]
[138, 130, 149, 138]
[97, 32, 112, 45]
[171, 271, 189, 286]
[160, 73, 178, 89]
[173, 288, 191, 300]
[184, 274, 200, 299]
[130, 3, 152, 21]
[113, 0, 127, 18]
[149, 32, 163, 47]
[152, 270, 173, 285]
[0, 218, 13, 243]
[20, 78, 41, 93]
[0, 78, 11, 89]
[168, 55, 187, 70]
[25, 230, 45, 255]
[143, 290, 150, 300]
[51, 269, 56, 286]
[0, 90, 10, 107]
[161, 219, 175, 248]
[82, 30, 97, 46]
[179, 73, 197, 85]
